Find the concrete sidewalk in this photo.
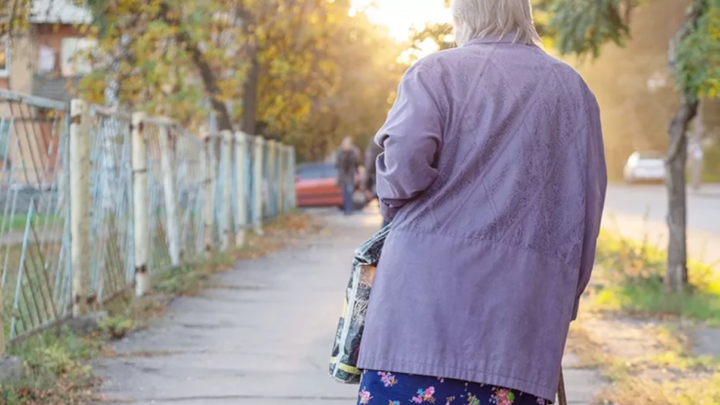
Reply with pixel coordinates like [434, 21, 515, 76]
[95, 210, 602, 405]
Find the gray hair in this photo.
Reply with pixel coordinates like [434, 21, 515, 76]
[451, 0, 541, 46]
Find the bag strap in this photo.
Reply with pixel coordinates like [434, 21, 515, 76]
[557, 369, 567, 405]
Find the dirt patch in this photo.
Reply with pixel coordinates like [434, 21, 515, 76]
[567, 311, 720, 405]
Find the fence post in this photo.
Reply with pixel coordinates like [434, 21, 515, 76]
[281, 146, 288, 213]
[70, 99, 90, 316]
[278, 144, 285, 215]
[253, 136, 265, 234]
[202, 131, 216, 258]
[221, 130, 234, 251]
[235, 132, 247, 248]
[289, 146, 297, 209]
[131, 112, 150, 297]
[159, 124, 181, 267]
[285, 146, 295, 213]
[267, 140, 277, 218]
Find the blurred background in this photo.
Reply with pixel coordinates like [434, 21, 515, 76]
[2, 0, 717, 179]
[1, 1, 719, 404]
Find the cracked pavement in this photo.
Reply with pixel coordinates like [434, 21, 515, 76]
[94, 208, 603, 405]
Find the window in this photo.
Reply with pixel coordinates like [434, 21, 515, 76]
[0, 37, 9, 77]
[60, 38, 96, 76]
[38, 45, 56, 74]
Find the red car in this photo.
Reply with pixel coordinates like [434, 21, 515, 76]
[295, 163, 365, 209]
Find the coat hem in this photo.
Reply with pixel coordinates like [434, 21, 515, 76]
[358, 357, 557, 402]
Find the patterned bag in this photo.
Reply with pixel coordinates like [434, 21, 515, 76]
[329, 225, 391, 384]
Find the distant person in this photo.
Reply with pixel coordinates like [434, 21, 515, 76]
[364, 139, 389, 228]
[336, 137, 359, 216]
[356, 0, 607, 404]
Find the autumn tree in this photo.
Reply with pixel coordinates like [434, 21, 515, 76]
[78, 0, 245, 128]
[238, 0, 351, 136]
[0, 0, 33, 36]
[78, 0, 400, 145]
[550, 0, 720, 292]
[3, 0, 407, 164]
[286, 10, 406, 161]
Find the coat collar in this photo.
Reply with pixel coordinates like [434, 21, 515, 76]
[463, 35, 534, 47]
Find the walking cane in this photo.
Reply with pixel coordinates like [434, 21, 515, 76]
[557, 369, 567, 405]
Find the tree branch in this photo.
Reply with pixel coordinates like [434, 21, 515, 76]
[160, 1, 234, 132]
[667, 0, 706, 162]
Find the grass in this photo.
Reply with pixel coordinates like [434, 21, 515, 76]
[569, 229, 720, 405]
[98, 315, 134, 340]
[0, 215, 58, 233]
[1, 213, 316, 404]
[1, 327, 103, 405]
[703, 172, 720, 183]
[153, 254, 233, 296]
[601, 374, 720, 405]
[568, 315, 720, 405]
[591, 230, 720, 325]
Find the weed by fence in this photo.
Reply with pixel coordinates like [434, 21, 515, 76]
[0, 89, 296, 354]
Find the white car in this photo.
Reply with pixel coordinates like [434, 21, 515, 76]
[623, 151, 666, 184]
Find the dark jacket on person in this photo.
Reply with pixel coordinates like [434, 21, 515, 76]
[365, 140, 384, 193]
[336, 147, 359, 188]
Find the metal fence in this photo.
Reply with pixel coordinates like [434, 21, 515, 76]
[0, 90, 296, 352]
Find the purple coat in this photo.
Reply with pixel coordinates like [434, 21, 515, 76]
[358, 36, 607, 401]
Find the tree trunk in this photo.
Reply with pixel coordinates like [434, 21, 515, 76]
[665, 0, 705, 293]
[190, 44, 235, 132]
[665, 95, 697, 293]
[242, 50, 260, 135]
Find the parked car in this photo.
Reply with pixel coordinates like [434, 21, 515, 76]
[295, 163, 366, 209]
[623, 151, 666, 184]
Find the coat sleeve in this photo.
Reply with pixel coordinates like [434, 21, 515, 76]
[572, 92, 608, 321]
[375, 65, 445, 222]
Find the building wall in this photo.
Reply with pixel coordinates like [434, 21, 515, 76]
[0, 25, 81, 180]
[0, 24, 85, 94]
[0, 36, 35, 93]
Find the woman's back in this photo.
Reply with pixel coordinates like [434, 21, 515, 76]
[406, 38, 600, 266]
[359, 37, 607, 401]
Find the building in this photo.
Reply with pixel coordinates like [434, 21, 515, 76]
[0, 0, 93, 100]
[0, 0, 93, 182]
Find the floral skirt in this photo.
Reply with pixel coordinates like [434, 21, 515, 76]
[357, 370, 547, 405]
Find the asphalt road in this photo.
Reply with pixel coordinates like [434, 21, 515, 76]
[603, 184, 720, 266]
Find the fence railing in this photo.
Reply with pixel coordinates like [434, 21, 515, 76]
[0, 90, 296, 353]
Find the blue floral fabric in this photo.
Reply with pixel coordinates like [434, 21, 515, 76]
[358, 370, 547, 405]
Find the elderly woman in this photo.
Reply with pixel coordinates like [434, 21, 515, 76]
[357, 0, 607, 404]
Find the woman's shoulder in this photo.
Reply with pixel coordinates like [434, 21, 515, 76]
[411, 47, 466, 75]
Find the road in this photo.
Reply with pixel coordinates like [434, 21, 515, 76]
[94, 210, 601, 405]
[603, 185, 720, 266]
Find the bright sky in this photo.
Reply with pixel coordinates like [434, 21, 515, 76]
[350, 0, 452, 41]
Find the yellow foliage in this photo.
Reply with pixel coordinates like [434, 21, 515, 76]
[0, 0, 403, 156]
